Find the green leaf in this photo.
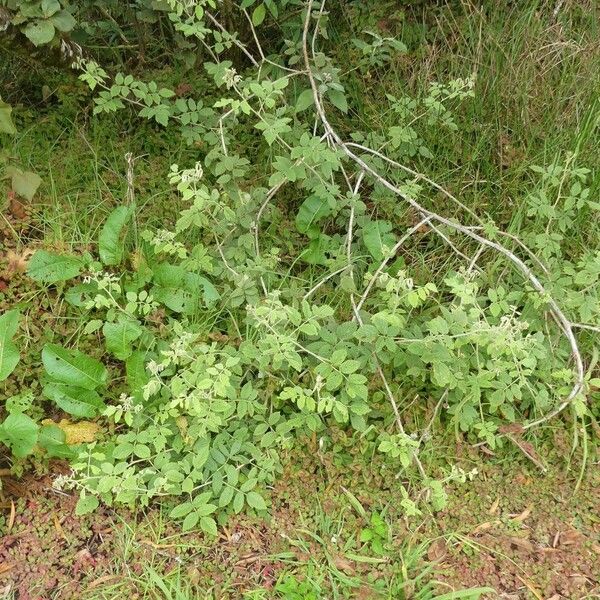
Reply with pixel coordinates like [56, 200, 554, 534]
[43, 382, 106, 418]
[0, 310, 20, 382]
[0, 97, 17, 135]
[199, 516, 218, 536]
[134, 444, 151, 458]
[300, 233, 330, 265]
[251, 3, 266, 26]
[233, 491, 245, 514]
[170, 502, 193, 519]
[126, 352, 150, 402]
[41, 0, 61, 17]
[198, 276, 220, 305]
[103, 319, 143, 360]
[327, 89, 348, 113]
[219, 485, 235, 507]
[182, 512, 199, 531]
[42, 344, 107, 390]
[1, 413, 38, 458]
[295, 89, 315, 113]
[98, 205, 134, 266]
[362, 220, 397, 261]
[151, 265, 218, 313]
[295, 194, 331, 234]
[39, 424, 74, 459]
[245, 491, 267, 511]
[75, 494, 99, 516]
[28, 250, 83, 283]
[8, 167, 42, 201]
[24, 19, 56, 46]
[112, 442, 134, 460]
[51, 9, 77, 32]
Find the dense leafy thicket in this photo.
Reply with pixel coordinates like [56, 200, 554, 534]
[1, 0, 598, 530]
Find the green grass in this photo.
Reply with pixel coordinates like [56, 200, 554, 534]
[342, 0, 599, 262]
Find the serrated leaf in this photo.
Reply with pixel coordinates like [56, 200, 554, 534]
[103, 319, 142, 360]
[28, 250, 83, 283]
[245, 491, 267, 511]
[43, 382, 105, 418]
[0, 97, 17, 135]
[24, 19, 55, 46]
[252, 3, 266, 25]
[1, 413, 38, 458]
[0, 310, 20, 382]
[98, 205, 134, 266]
[151, 265, 218, 314]
[75, 494, 99, 516]
[300, 233, 330, 265]
[42, 343, 107, 390]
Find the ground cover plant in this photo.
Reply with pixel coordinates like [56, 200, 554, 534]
[0, 0, 599, 597]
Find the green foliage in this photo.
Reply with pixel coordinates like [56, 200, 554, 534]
[0, 412, 38, 458]
[99, 205, 135, 266]
[3, 0, 597, 543]
[6, 0, 77, 46]
[28, 250, 84, 283]
[0, 310, 20, 382]
[0, 97, 17, 135]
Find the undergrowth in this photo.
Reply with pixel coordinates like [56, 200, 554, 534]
[0, 4, 598, 593]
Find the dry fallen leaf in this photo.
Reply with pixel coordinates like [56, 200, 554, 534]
[4, 248, 34, 275]
[333, 555, 356, 575]
[54, 514, 67, 541]
[88, 575, 120, 590]
[42, 419, 100, 444]
[488, 497, 500, 514]
[516, 575, 542, 599]
[498, 423, 525, 435]
[8, 190, 27, 220]
[559, 529, 584, 546]
[426, 539, 447, 562]
[473, 520, 499, 534]
[7, 501, 15, 532]
[511, 506, 532, 523]
[508, 536, 534, 552]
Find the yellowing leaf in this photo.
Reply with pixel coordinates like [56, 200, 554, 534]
[42, 418, 100, 444]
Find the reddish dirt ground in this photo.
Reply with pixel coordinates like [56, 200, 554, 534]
[0, 454, 598, 599]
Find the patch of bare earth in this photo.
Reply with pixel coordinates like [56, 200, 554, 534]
[429, 465, 600, 599]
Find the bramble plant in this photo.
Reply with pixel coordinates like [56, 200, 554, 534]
[1, 0, 597, 533]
